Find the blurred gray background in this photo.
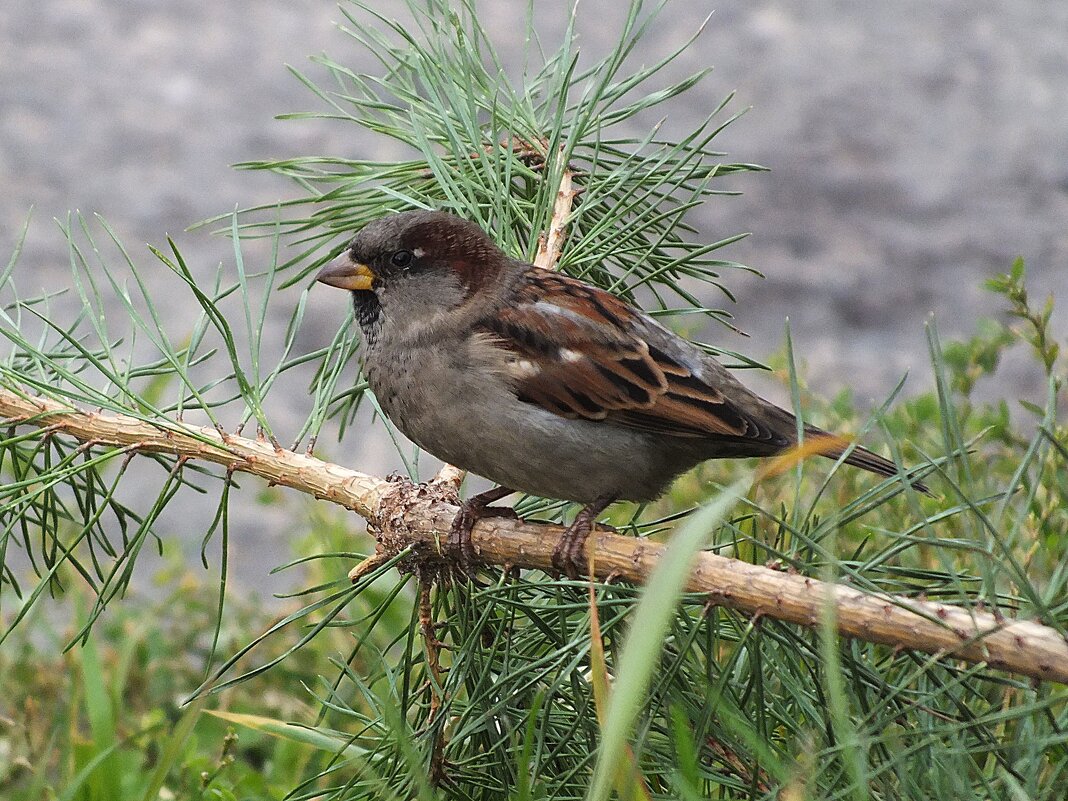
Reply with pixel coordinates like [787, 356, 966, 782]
[2, 2, 1065, 582]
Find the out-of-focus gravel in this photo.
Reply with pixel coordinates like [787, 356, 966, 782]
[2, 1, 1065, 584]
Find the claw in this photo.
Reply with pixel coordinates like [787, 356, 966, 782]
[550, 518, 591, 579]
[549, 494, 617, 579]
[447, 486, 516, 576]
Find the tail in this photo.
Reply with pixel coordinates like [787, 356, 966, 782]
[803, 425, 931, 495]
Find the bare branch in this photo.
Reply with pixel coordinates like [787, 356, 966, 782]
[2, 386, 1065, 685]
[418, 579, 447, 786]
[0, 388, 390, 520]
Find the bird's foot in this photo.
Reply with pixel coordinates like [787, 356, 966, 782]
[550, 519, 594, 579]
[448, 486, 516, 576]
[550, 495, 617, 580]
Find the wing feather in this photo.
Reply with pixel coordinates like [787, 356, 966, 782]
[479, 269, 780, 444]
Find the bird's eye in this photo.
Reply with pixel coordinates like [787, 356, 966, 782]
[390, 250, 413, 268]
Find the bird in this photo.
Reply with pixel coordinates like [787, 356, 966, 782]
[316, 209, 929, 577]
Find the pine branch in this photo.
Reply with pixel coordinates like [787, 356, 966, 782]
[3, 385, 1064, 685]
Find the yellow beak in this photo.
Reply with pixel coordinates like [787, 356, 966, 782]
[316, 253, 375, 291]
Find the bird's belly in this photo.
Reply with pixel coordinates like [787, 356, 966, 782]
[418, 405, 679, 503]
[366, 347, 694, 503]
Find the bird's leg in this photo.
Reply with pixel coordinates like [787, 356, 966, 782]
[449, 486, 516, 574]
[551, 495, 617, 579]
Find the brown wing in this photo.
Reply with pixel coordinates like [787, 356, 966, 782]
[478, 269, 788, 446]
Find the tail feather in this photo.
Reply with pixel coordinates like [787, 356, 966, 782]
[804, 427, 931, 495]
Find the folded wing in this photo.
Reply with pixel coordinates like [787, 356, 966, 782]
[478, 269, 790, 449]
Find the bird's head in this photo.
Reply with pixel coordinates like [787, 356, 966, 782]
[316, 210, 509, 333]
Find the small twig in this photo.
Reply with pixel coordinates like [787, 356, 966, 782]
[419, 579, 447, 785]
[347, 551, 391, 583]
[706, 735, 771, 794]
[432, 462, 466, 491]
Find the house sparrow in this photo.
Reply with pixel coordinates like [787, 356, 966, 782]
[317, 210, 929, 576]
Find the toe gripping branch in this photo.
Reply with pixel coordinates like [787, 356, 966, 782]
[349, 475, 619, 584]
[348, 475, 520, 584]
